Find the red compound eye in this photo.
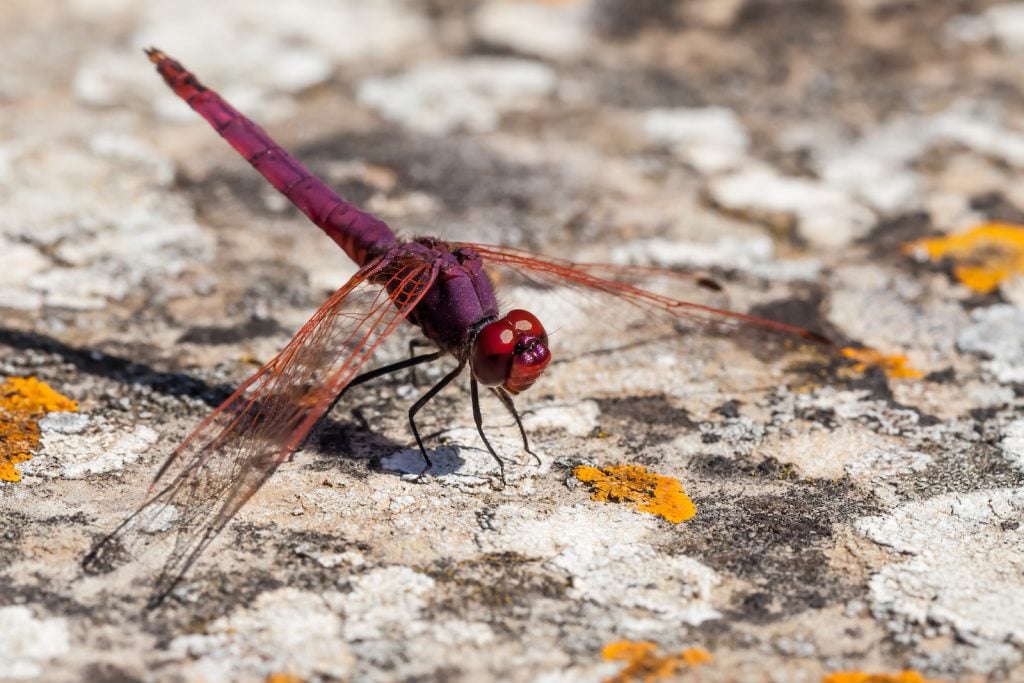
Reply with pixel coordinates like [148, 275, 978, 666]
[505, 309, 544, 336]
[471, 309, 550, 392]
[472, 318, 517, 387]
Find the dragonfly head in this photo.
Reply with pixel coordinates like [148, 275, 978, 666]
[471, 309, 551, 394]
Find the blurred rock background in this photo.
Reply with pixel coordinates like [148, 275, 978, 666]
[1, 1, 1023, 681]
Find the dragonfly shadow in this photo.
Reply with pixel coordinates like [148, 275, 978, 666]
[379, 445, 468, 478]
[0, 326, 457, 478]
[308, 415, 406, 473]
[310, 407, 469, 479]
[0, 325, 376, 449]
[0, 326, 235, 407]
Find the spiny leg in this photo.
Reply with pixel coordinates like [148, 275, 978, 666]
[471, 378, 507, 486]
[492, 387, 540, 466]
[408, 360, 466, 477]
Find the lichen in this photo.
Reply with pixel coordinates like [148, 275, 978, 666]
[0, 377, 78, 482]
[575, 464, 696, 523]
[840, 347, 923, 379]
[821, 670, 946, 683]
[601, 641, 712, 682]
[902, 222, 1024, 294]
[264, 674, 305, 683]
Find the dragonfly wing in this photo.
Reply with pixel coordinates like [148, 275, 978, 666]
[462, 243, 834, 347]
[83, 256, 437, 606]
[475, 243, 727, 293]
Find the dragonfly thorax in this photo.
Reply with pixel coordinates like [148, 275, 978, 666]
[470, 309, 551, 394]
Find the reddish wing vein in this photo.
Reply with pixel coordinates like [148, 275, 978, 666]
[83, 256, 437, 605]
[460, 243, 834, 347]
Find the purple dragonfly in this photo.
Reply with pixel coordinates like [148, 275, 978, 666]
[82, 49, 835, 606]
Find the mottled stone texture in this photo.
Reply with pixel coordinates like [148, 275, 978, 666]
[2, 1, 1024, 681]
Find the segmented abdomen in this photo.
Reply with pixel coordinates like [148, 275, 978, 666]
[147, 49, 397, 266]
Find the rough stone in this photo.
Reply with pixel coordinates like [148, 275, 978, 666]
[3, 2, 1024, 681]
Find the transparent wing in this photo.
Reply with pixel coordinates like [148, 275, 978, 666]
[462, 243, 834, 347]
[524, 257, 727, 294]
[83, 255, 437, 606]
[457, 243, 849, 450]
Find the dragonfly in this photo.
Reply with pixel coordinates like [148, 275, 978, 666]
[82, 49, 836, 607]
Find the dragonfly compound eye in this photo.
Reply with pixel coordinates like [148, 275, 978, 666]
[471, 309, 551, 392]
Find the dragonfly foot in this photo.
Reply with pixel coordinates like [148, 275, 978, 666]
[491, 456, 508, 489]
[410, 450, 433, 483]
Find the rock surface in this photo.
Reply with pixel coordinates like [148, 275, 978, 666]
[2, 1, 1023, 682]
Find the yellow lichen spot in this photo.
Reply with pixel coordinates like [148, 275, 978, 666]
[840, 347, 924, 380]
[822, 670, 946, 683]
[902, 222, 1024, 294]
[0, 377, 78, 483]
[575, 464, 696, 523]
[601, 640, 711, 683]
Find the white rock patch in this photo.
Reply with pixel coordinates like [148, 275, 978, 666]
[957, 304, 1024, 384]
[0, 136, 211, 311]
[337, 566, 435, 641]
[473, 0, 592, 60]
[479, 504, 720, 633]
[31, 424, 159, 479]
[709, 166, 875, 248]
[170, 587, 354, 682]
[0, 606, 70, 680]
[854, 489, 1024, 647]
[73, 0, 430, 111]
[999, 420, 1024, 472]
[358, 59, 556, 135]
[642, 107, 750, 174]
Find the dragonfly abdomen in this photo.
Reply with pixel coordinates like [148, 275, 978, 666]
[146, 48, 397, 267]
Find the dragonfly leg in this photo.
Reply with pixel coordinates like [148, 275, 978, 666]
[491, 387, 540, 466]
[471, 378, 507, 486]
[407, 339, 434, 386]
[325, 350, 442, 417]
[408, 360, 466, 479]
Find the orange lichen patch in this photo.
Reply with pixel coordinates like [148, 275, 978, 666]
[265, 674, 304, 683]
[575, 464, 696, 523]
[902, 222, 1024, 294]
[601, 641, 712, 683]
[2, 377, 78, 413]
[0, 377, 78, 482]
[0, 422, 37, 482]
[822, 670, 946, 683]
[840, 347, 924, 380]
